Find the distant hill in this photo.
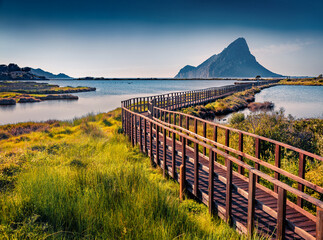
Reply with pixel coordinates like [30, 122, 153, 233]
[0, 63, 47, 80]
[175, 38, 283, 78]
[30, 68, 72, 79]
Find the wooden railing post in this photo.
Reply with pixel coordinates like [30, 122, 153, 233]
[180, 164, 184, 201]
[182, 137, 186, 187]
[149, 121, 154, 166]
[172, 132, 176, 179]
[277, 187, 287, 240]
[208, 149, 214, 215]
[144, 119, 147, 153]
[255, 138, 261, 182]
[163, 128, 167, 178]
[203, 122, 207, 155]
[131, 114, 134, 147]
[317, 207, 323, 240]
[247, 172, 256, 236]
[238, 132, 244, 175]
[297, 153, 305, 207]
[156, 125, 160, 165]
[274, 144, 281, 193]
[139, 116, 142, 151]
[134, 115, 138, 145]
[226, 158, 233, 225]
[194, 142, 199, 197]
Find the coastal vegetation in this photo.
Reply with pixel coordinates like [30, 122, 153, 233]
[0, 109, 262, 239]
[181, 85, 275, 119]
[279, 76, 323, 86]
[0, 81, 95, 105]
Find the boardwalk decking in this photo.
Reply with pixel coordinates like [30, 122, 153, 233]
[121, 81, 323, 240]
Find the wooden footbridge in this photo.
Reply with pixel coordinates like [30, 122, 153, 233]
[121, 81, 323, 240]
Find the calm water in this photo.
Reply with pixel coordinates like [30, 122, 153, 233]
[219, 85, 323, 122]
[0, 80, 236, 124]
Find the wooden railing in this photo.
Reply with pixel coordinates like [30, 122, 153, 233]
[121, 80, 323, 240]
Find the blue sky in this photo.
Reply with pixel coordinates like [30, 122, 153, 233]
[0, 0, 322, 77]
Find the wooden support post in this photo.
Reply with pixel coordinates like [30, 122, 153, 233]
[180, 164, 184, 201]
[131, 115, 134, 147]
[225, 129, 230, 165]
[185, 116, 189, 131]
[213, 125, 217, 143]
[134, 115, 138, 146]
[194, 119, 197, 135]
[139, 116, 142, 151]
[297, 153, 305, 207]
[144, 119, 147, 153]
[203, 122, 207, 155]
[182, 137, 186, 183]
[149, 122, 154, 166]
[163, 128, 167, 178]
[274, 144, 281, 193]
[194, 142, 199, 197]
[277, 187, 286, 240]
[317, 207, 323, 240]
[208, 149, 214, 215]
[238, 132, 244, 175]
[156, 125, 160, 165]
[226, 158, 232, 225]
[172, 132, 176, 179]
[225, 129, 230, 152]
[247, 172, 256, 236]
[255, 138, 261, 183]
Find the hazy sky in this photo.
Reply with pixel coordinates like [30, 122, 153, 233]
[0, 0, 322, 77]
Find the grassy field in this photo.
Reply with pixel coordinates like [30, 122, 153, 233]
[279, 77, 323, 86]
[181, 87, 262, 118]
[0, 81, 95, 104]
[0, 109, 266, 239]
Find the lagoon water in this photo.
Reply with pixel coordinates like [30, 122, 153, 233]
[0, 80, 236, 125]
[0, 81, 322, 125]
[219, 85, 323, 122]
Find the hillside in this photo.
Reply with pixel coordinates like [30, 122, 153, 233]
[0, 63, 46, 80]
[175, 38, 282, 78]
[30, 68, 71, 79]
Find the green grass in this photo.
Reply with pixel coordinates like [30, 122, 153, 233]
[279, 77, 323, 86]
[0, 109, 264, 239]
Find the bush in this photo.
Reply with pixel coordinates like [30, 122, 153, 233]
[229, 113, 245, 125]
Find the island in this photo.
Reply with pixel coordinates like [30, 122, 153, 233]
[0, 81, 96, 105]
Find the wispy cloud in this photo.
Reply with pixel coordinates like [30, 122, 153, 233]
[253, 41, 314, 55]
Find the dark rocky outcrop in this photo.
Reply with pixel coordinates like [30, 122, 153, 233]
[0, 63, 47, 80]
[175, 38, 282, 78]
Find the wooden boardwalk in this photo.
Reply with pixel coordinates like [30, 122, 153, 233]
[121, 81, 323, 240]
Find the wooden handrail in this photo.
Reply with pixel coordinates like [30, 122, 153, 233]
[123, 107, 323, 209]
[121, 80, 322, 239]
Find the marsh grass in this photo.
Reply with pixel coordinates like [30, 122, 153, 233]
[0, 109, 266, 239]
